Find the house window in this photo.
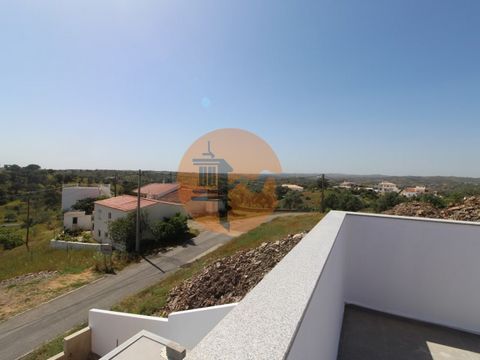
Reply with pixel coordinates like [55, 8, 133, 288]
[72, 217, 78, 225]
[98, 230, 101, 237]
[108, 212, 112, 219]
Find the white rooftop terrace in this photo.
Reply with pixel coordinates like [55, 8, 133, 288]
[76, 211, 480, 360]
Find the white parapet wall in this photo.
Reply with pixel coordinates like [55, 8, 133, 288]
[89, 304, 236, 357]
[187, 211, 480, 360]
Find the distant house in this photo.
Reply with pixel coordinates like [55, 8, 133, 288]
[93, 195, 185, 244]
[63, 211, 92, 231]
[338, 181, 357, 190]
[62, 184, 111, 211]
[401, 186, 427, 198]
[133, 183, 180, 200]
[377, 181, 399, 194]
[281, 184, 304, 192]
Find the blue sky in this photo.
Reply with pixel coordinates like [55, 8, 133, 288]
[0, 1, 479, 176]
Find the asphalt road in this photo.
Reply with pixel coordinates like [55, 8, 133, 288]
[0, 230, 232, 360]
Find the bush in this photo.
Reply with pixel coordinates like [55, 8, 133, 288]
[324, 191, 365, 212]
[375, 192, 403, 212]
[4, 212, 17, 223]
[0, 228, 24, 250]
[151, 213, 189, 244]
[108, 211, 149, 252]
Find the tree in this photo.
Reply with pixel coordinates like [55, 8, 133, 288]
[283, 190, 304, 210]
[72, 197, 105, 214]
[375, 192, 403, 212]
[108, 211, 148, 252]
[151, 213, 189, 243]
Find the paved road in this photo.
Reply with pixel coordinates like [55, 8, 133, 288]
[0, 231, 232, 360]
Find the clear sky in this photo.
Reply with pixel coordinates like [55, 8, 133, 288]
[0, 1, 479, 176]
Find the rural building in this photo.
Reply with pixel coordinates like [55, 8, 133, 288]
[93, 195, 185, 244]
[61, 184, 111, 211]
[133, 183, 180, 200]
[401, 186, 427, 198]
[338, 181, 357, 190]
[63, 211, 92, 231]
[377, 181, 399, 193]
[281, 184, 304, 192]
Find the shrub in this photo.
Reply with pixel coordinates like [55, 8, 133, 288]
[4, 212, 17, 223]
[0, 228, 24, 250]
[151, 213, 189, 244]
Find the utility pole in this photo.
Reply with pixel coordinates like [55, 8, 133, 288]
[25, 192, 31, 252]
[135, 169, 142, 253]
[320, 174, 326, 213]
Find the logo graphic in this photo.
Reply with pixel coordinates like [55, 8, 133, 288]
[177, 129, 282, 233]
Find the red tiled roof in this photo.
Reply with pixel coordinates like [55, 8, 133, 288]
[133, 183, 180, 197]
[94, 195, 159, 212]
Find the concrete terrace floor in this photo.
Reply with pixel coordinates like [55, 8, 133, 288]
[338, 305, 480, 360]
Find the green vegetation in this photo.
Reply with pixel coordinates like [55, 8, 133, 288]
[0, 226, 97, 281]
[22, 323, 86, 360]
[109, 212, 191, 253]
[112, 213, 323, 315]
[0, 227, 24, 249]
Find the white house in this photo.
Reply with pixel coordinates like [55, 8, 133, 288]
[61, 184, 111, 211]
[401, 186, 427, 198]
[63, 211, 92, 231]
[338, 181, 357, 190]
[93, 195, 185, 244]
[281, 184, 304, 192]
[377, 181, 399, 194]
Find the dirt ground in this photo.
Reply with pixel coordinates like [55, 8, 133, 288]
[0, 269, 99, 321]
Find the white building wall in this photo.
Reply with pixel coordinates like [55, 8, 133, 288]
[345, 214, 480, 335]
[93, 205, 126, 243]
[89, 304, 236, 356]
[62, 185, 111, 211]
[93, 202, 185, 243]
[63, 211, 92, 231]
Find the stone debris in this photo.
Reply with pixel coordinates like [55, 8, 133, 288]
[384, 202, 441, 218]
[0, 270, 59, 288]
[385, 196, 480, 222]
[159, 232, 307, 316]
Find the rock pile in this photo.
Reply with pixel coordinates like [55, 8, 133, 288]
[440, 196, 480, 221]
[385, 196, 480, 222]
[384, 202, 440, 218]
[159, 232, 306, 315]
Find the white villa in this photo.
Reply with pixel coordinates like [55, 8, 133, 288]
[401, 186, 427, 198]
[281, 184, 304, 192]
[93, 195, 185, 244]
[377, 181, 399, 193]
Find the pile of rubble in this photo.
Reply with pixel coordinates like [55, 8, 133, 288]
[159, 232, 306, 315]
[384, 202, 440, 218]
[440, 196, 480, 221]
[385, 196, 480, 222]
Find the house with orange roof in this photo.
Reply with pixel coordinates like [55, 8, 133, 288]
[93, 195, 185, 244]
